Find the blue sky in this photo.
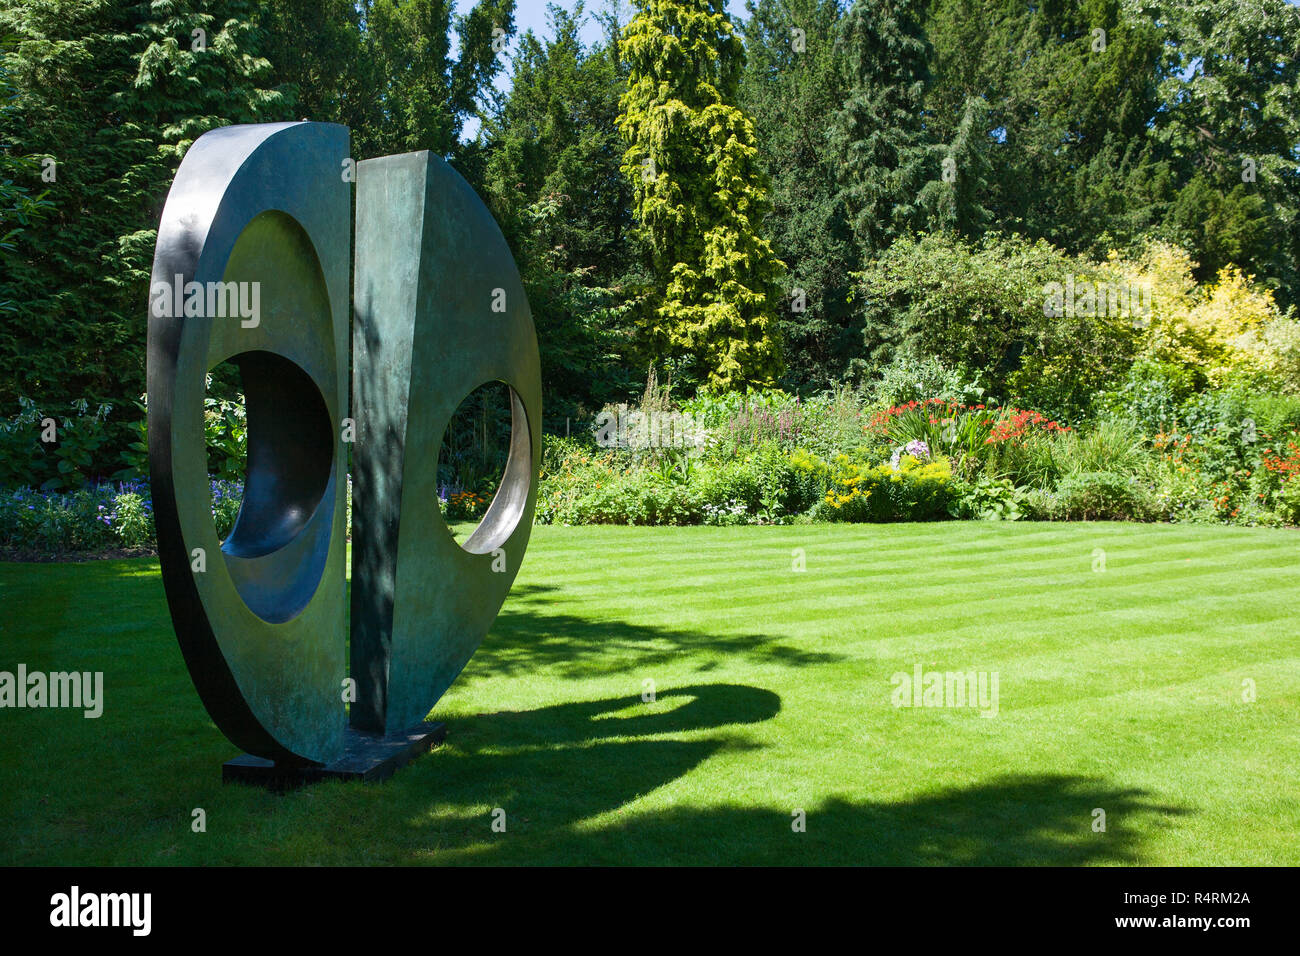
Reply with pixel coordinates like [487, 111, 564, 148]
[458, 0, 744, 52]
[454, 0, 742, 138]
[456, 0, 1300, 136]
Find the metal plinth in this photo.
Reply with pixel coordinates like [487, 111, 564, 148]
[222, 722, 446, 789]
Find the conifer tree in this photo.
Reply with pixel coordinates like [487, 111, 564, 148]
[617, 0, 785, 390]
[741, 0, 857, 390]
[828, 0, 932, 259]
[0, 0, 283, 413]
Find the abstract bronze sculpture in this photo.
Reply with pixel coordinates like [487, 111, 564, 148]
[148, 122, 540, 783]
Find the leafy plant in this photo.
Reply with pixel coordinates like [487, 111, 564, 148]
[204, 385, 247, 483]
[1054, 472, 1155, 522]
[951, 475, 1022, 521]
[115, 398, 149, 480]
[45, 399, 113, 491]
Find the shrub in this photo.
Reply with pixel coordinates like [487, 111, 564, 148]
[567, 470, 703, 526]
[0, 479, 243, 555]
[1101, 358, 1201, 432]
[949, 475, 1023, 520]
[694, 444, 810, 521]
[205, 384, 247, 481]
[1003, 417, 1150, 492]
[865, 355, 985, 408]
[0, 397, 49, 488]
[211, 479, 242, 538]
[682, 387, 876, 459]
[0, 485, 120, 553]
[817, 454, 955, 522]
[108, 489, 155, 549]
[1053, 471, 1155, 521]
[787, 448, 832, 507]
[443, 491, 488, 522]
[854, 233, 1139, 419]
[1278, 480, 1300, 524]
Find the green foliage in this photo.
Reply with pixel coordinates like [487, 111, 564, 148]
[829, 0, 932, 257]
[1149, 0, 1300, 299]
[854, 232, 1141, 419]
[203, 387, 246, 482]
[864, 355, 984, 408]
[208, 478, 241, 538]
[110, 490, 156, 550]
[741, 0, 857, 388]
[256, 0, 367, 130]
[2, 0, 1299, 496]
[45, 399, 113, 491]
[0, 33, 50, 309]
[0, 396, 120, 490]
[437, 383, 512, 499]
[360, 0, 516, 158]
[617, 0, 785, 390]
[1051, 471, 1156, 522]
[0, 396, 47, 488]
[0, 0, 285, 476]
[924, 0, 1171, 257]
[115, 400, 149, 481]
[0, 484, 133, 554]
[1013, 417, 1148, 489]
[815, 452, 956, 522]
[1278, 479, 1300, 525]
[1101, 358, 1202, 432]
[538, 439, 813, 526]
[484, 6, 630, 283]
[482, 11, 642, 422]
[949, 475, 1022, 521]
[443, 491, 489, 522]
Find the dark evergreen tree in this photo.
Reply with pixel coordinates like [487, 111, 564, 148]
[0, 0, 283, 419]
[482, 3, 642, 422]
[741, 0, 859, 390]
[828, 0, 933, 259]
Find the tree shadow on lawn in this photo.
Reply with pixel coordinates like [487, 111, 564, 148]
[290, 686, 1187, 866]
[465, 584, 844, 681]
[397, 767, 1188, 867]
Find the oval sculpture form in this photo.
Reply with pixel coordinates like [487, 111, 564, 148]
[350, 151, 542, 735]
[148, 122, 351, 765]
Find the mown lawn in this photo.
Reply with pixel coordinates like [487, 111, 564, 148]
[1, 522, 1297, 865]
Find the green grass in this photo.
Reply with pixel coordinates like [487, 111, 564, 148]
[1, 522, 1298, 865]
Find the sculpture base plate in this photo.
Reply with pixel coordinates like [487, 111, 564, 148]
[222, 722, 447, 789]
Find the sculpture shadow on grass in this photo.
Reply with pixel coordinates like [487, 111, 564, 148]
[448, 681, 783, 748]
[460, 585, 844, 681]
[370, 683, 783, 853]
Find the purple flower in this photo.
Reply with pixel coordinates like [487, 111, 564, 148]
[904, 439, 931, 461]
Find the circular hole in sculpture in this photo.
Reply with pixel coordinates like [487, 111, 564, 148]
[213, 350, 333, 559]
[205, 360, 247, 542]
[437, 382, 531, 554]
